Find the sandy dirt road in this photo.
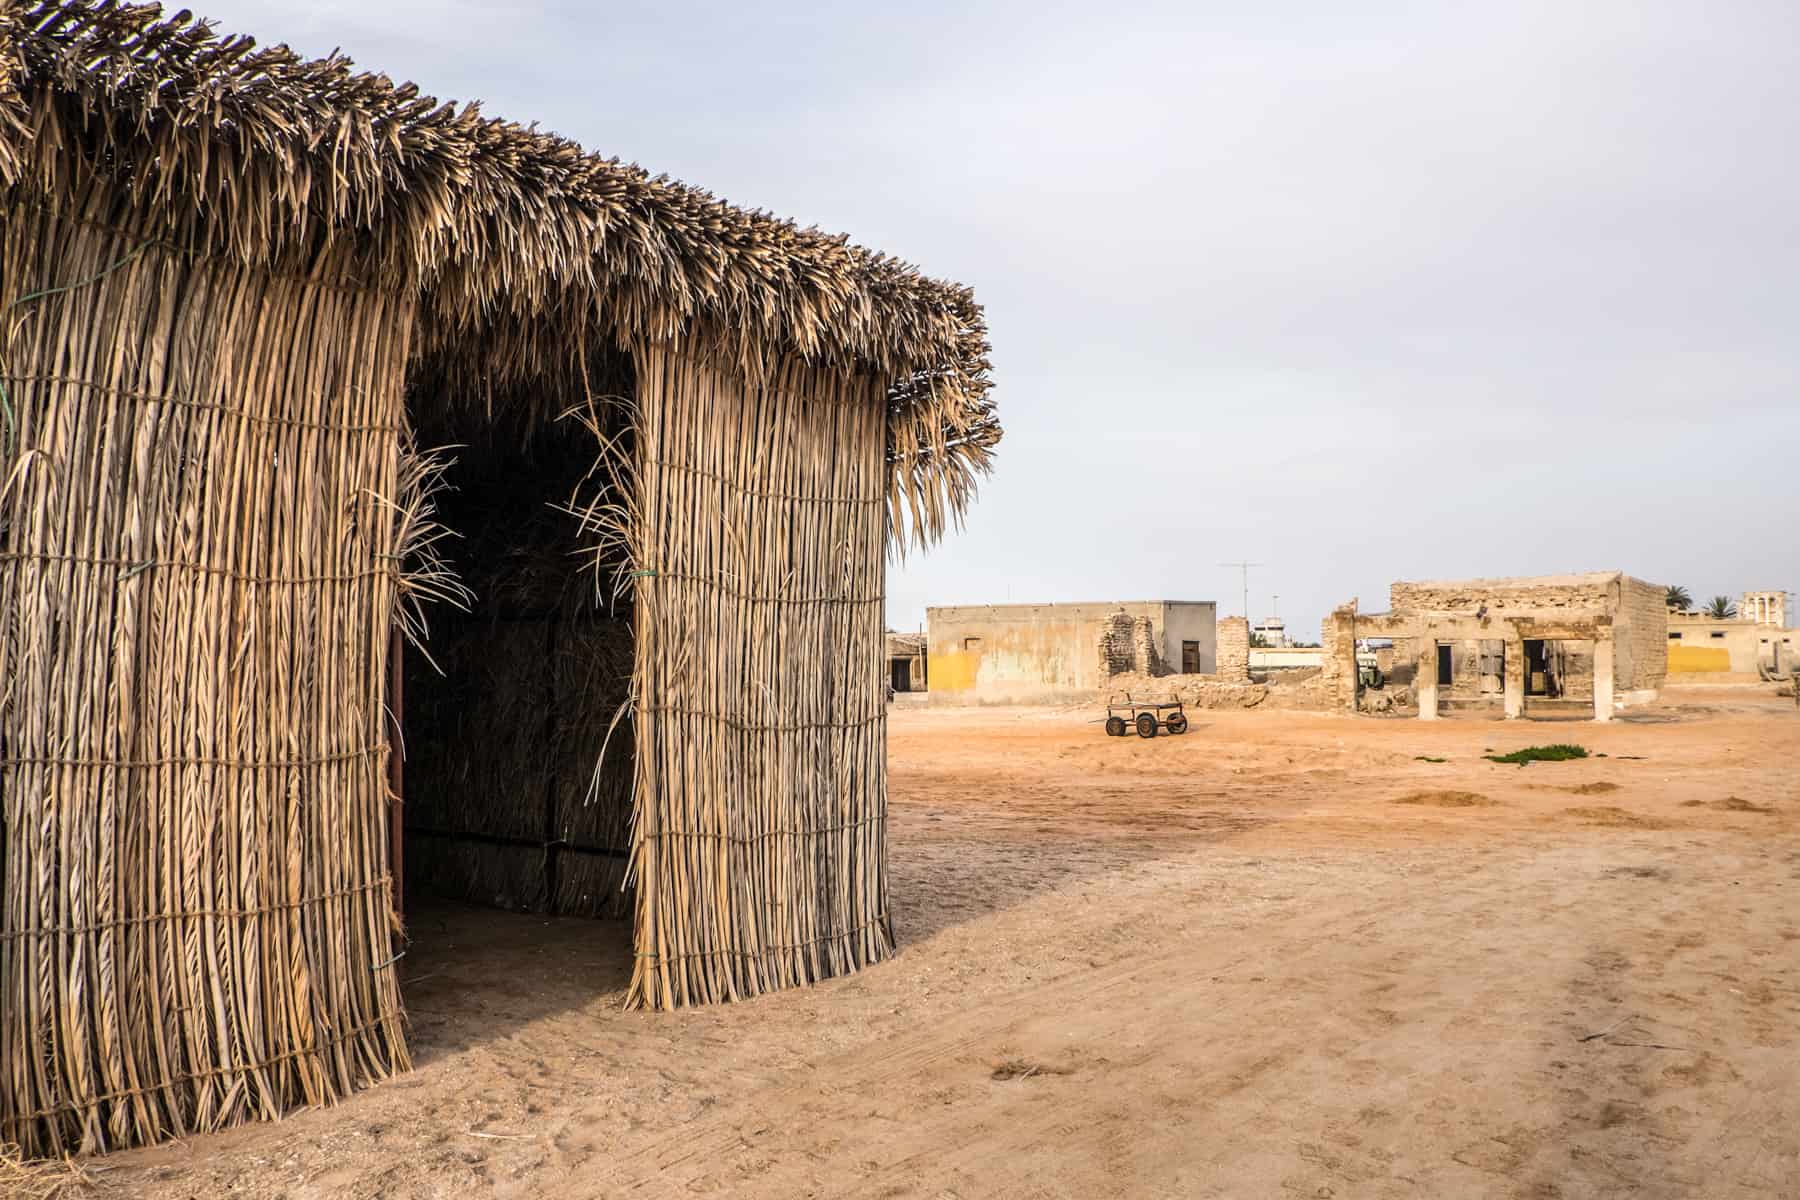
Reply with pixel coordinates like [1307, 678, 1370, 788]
[86, 689, 1799, 1198]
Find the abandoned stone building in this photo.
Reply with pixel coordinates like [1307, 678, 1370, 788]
[1322, 572, 1667, 721]
[926, 601, 1219, 701]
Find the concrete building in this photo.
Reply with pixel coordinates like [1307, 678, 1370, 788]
[1321, 572, 1667, 721]
[927, 601, 1218, 701]
[1667, 612, 1794, 680]
[1251, 645, 1324, 670]
[1252, 617, 1289, 647]
[886, 632, 929, 692]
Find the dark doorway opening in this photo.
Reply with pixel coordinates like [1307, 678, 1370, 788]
[890, 658, 912, 693]
[1436, 643, 1453, 687]
[1524, 639, 1556, 698]
[399, 378, 638, 923]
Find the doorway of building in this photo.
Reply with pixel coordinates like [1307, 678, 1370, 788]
[1478, 640, 1505, 696]
[1523, 639, 1559, 698]
[1436, 643, 1453, 688]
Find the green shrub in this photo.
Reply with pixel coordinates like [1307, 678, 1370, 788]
[1484, 744, 1588, 765]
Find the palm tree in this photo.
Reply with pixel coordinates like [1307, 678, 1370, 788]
[1665, 585, 1692, 612]
[1704, 595, 1737, 620]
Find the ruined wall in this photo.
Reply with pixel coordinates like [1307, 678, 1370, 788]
[1390, 575, 1613, 615]
[1097, 612, 1165, 677]
[1320, 606, 1357, 710]
[1216, 616, 1252, 683]
[1130, 616, 1167, 675]
[1614, 576, 1668, 693]
[1097, 613, 1135, 676]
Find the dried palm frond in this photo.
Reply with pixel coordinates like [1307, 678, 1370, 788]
[4, 2, 998, 542]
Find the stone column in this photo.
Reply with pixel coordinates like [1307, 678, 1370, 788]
[1417, 640, 1439, 721]
[1321, 605, 1360, 712]
[1215, 616, 1251, 683]
[1593, 636, 1615, 722]
[1503, 636, 1525, 719]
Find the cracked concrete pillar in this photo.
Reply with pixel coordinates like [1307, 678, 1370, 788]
[1503, 637, 1525, 719]
[1593, 637, 1614, 721]
[1417, 640, 1438, 721]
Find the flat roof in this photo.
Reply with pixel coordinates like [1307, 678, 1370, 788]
[927, 599, 1215, 612]
[1395, 572, 1625, 589]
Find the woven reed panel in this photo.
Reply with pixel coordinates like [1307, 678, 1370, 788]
[627, 341, 894, 1009]
[0, 191, 412, 1155]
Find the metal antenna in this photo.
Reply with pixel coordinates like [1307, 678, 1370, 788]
[1219, 561, 1262, 620]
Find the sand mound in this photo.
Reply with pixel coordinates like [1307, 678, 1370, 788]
[1682, 796, 1774, 814]
[1394, 790, 1496, 808]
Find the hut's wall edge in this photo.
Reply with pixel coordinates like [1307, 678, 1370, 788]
[627, 340, 894, 1009]
[0, 190, 412, 1155]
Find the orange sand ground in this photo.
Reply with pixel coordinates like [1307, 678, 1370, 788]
[87, 685, 1799, 1198]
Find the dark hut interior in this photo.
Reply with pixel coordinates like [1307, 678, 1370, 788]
[402, 377, 639, 921]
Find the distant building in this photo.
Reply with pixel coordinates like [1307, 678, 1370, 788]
[927, 601, 1219, 701]
[886, 632, 928, 692]
[1252, 617, 1288, 647]
[1669, 611, 1793, 679]
[1321, 572, 1667, 721]
[1741, 591, 1788, 628]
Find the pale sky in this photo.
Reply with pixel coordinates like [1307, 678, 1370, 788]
[199, 0, 1799, 637]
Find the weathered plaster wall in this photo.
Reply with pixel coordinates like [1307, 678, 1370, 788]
[1666, 617, 1787, 678]
[927, 601, 1215, 700]
[1162, 602, 1220, 675]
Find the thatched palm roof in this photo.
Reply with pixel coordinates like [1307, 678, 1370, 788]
[0, 0, 996, 543]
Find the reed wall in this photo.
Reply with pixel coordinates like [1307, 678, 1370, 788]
[0, 190, 412, 1156]
[626, 342, 893, 1009]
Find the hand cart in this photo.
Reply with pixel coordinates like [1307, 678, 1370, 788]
[1103, 693, 1188, 738]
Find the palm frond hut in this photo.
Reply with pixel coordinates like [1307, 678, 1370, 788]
[0, 0, 995, 1157]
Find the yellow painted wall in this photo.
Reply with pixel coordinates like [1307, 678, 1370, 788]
[928, 650, 981, 692]
[1668, 645, 1730, 673]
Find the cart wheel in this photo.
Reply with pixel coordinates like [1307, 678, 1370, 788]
[1166, 714, 1188, 735]
[1104, 716, 1127, 737]
[1135, 713, 1158, 738]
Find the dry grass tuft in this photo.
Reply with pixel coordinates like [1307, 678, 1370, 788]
[0, 1144, 93, 1199]
[1564, 806, 1671, 830]
[1604, 866, 1672, 881]
[1564, 782, 1622, 795]
[1394, 790, 1497, 808]
[991, 1059, 1075, 1082]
